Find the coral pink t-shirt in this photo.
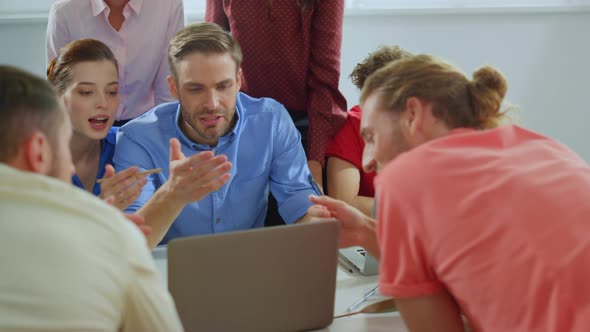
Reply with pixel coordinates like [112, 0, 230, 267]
[376, 125, 590, 331]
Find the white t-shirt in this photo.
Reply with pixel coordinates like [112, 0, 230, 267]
[0, 164, 183, 331]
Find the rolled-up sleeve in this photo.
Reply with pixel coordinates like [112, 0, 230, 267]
[376, 166, 443, 298]
[270, 108, 321, 224]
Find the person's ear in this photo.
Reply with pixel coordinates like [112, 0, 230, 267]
[167, 75, 180, 99]
[403, 97, 426, 136]
[236, 68, 242, 91]
[22, 132, 52, 175]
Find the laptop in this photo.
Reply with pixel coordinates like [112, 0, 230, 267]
[338, 199, 379, 276]
[167, 220, 340, 332]
[338, 246, 379, 276]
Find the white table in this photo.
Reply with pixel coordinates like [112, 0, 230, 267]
[152, 247, 407, 332]
[315, 270, 407, 332]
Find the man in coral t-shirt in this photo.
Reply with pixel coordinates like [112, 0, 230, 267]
[377, 125, 590, 331]
[309, 54, 590, 331]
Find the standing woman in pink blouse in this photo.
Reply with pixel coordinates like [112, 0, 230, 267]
[205, 0, 348, 189]
[46, 0, 184, 126]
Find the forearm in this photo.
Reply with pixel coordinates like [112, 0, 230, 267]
[350, 196, 375, 218]
[330, 191, 373, 217]
[295, 212, 313, 224]
[396, 289, 465, 332]
[136, 184, 185, 249]
[326, 158, 372, 216]
[359, 216, 379, 259]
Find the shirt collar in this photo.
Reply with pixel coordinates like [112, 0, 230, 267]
[229, 93, 244, 137]
[174, 98, 243, 151]
[91, 0, 144, 17]
[104, 128, 117, 145]
[91, 0, 107, 16]
[127, 0, 144, 14]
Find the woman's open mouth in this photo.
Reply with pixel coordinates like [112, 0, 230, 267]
[88, 116, 109, 130]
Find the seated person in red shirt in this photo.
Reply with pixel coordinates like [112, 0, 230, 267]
[325, 46, 411, 216]
[310, 55, 590, 331]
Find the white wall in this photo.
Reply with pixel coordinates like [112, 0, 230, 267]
[1, 9, 589, 160]
[339, 10, 590, 162]
[0, 20, 47, 76]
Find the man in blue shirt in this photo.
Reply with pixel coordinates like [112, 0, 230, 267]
[114, 22, 320, 247]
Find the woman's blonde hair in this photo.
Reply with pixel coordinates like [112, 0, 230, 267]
[360, 54, 509, 130]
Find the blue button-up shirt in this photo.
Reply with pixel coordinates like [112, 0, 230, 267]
[114, 93, 320, 244]
[72, 126, 118, 196]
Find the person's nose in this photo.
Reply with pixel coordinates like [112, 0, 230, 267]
[204, 89, 220, 110]
[96, 92, 108, 109]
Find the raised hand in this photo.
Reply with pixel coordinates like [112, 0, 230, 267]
[162, 138, 232, 204]
[99, 164, 148, 211]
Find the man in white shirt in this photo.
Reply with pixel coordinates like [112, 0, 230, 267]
[0, 65, 183, 331]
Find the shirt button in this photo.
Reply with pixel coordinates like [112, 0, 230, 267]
[215, 218, 221, 224]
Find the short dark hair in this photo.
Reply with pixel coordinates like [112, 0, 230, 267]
[350, 45, 412, 90]
[168, 22, 242, 80]
[0, 65, 65, 163]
